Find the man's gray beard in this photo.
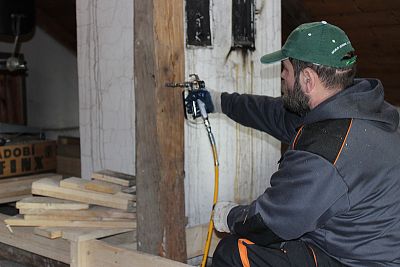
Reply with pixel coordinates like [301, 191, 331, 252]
[282, 78, 310, 116]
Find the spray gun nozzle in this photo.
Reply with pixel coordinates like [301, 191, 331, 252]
[165, 82, 189, 88]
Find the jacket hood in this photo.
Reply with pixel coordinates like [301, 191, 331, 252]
[304, 79, 399, 132]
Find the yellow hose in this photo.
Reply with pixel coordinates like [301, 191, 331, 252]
[200, 142, 219, 267]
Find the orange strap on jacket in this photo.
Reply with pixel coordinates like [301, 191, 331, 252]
[238, 239, 255, 267]
[307, 244, 318, 267]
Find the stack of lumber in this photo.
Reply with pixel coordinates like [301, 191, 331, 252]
[4, 170, 137, 236]
[0, 173, 61, 204]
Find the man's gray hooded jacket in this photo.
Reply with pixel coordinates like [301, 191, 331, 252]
[221, 79, 400, 267]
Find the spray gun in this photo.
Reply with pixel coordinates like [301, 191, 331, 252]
[166, 74, 219, 267]
[165, 74, 208, 120]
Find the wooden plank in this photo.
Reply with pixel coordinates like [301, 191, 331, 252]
[61, 177, 136, 201]
[84, 239, 189, 267]
[0, 213, 70, 263]
[92, 170, 136, 186]
[60, 177, 90, 190]
[17, 196, 89, 210]
[134, 0, 186, 261]
[85, 179, 123, 194]
[5, 215, 137, 228]
[62, 228, 134, 242]
[19, 205, 136, 219]
[101, 230, 137, 247]
[0, 188, 31, 198]
[0, 194, 32, 204]
[0, 181, 33, 195]
[115, 191, 136, 201]
[0, 173, 61, 203]
[0, 172, 61, 184]
[34, 227, 63, 239]
[32, 178, 131, 210]
[34, 226, 134, 242]
[25, 214, 134, 221]
[122, 186, 136, 194]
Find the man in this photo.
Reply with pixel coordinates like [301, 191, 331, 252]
[187, 21, 400, 266]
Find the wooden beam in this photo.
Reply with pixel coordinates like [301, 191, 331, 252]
[0, 213, 70, 264]
[17, 196, 89, 210]
[101, 230, 137, 248]
[34, 226, 135, 242]
[134, 0, 186, 262]
[0, 173, 61, 204]
[92, 170, 136, 187]
[83, 239, 189, 267]
[85, 180, 123, 194]
[19, 205, 136, 219]
[0, 194, 32, 204]
[24, 214, 133, 221]
[60, 177, 136, 201]
[62, 228, 134, 243]
[5, 214, 137, 228]
[34, 227, 63, 239]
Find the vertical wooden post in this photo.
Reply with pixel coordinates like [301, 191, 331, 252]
[70, 240, 89, 267]
[134, 0, 186, 262]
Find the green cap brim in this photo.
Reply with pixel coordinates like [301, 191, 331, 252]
[260, 50, 287, 64]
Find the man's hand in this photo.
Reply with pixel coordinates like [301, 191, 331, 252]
[185, 89, 215, 118]
[213, 201, 238, 233]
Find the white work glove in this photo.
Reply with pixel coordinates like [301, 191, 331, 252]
[213, 201, 238, 233]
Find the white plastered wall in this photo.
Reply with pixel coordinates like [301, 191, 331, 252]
[184, 0, 282, 226]
[76, 0, 135, 179]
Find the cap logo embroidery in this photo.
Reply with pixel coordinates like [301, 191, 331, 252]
[331, 41, 351, 55]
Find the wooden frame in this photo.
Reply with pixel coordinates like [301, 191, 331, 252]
[0, 213, 192, 267]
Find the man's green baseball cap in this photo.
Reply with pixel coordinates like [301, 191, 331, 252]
[261, 21, 357, 68]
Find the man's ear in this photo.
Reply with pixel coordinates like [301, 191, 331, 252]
[301, 68, 317, 94]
